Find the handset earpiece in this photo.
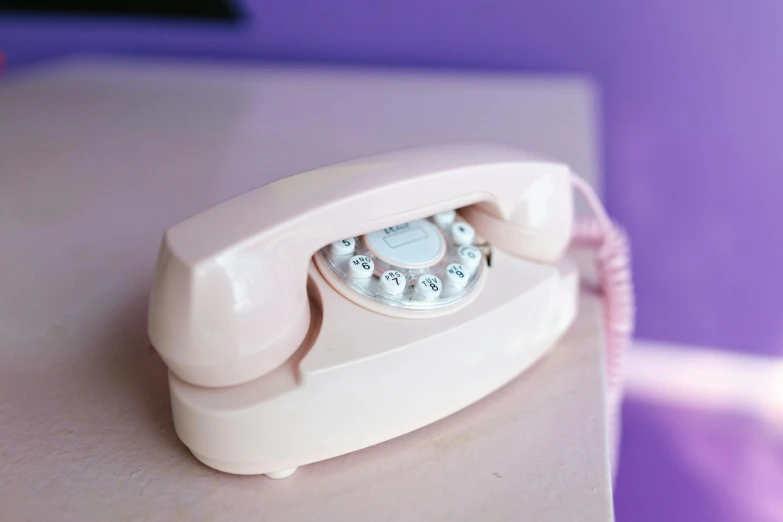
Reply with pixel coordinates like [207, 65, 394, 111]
[460, 165, 574, 263]
[148, 144, 575, 388]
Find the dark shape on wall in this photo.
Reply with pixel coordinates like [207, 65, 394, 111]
[0, 0, 241, 22]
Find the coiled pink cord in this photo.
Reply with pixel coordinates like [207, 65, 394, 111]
[569, 175, 635, 466]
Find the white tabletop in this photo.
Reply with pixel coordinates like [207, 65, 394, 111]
[0, 58, 611, 521]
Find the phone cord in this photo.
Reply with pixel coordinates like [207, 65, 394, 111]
[570, 175, 635, 467]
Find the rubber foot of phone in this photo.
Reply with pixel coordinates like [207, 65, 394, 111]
[264, 467, 298, 479]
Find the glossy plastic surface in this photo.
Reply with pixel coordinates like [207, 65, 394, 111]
[148, 144, 574, 387]
[170, 251, 578, 475]
[315, 215, 488, 317]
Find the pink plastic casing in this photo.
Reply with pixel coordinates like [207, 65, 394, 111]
[147, 144, 573, 387]
[171, 254, 578, 475]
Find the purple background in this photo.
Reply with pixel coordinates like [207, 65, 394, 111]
[616, 399, 783, 522]
[3, 2, 782, 356]
[3, 4, 783, 520]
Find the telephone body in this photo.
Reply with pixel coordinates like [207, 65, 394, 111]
[148, 144, 608, 478]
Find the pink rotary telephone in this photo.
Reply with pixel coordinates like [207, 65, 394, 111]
[148, 144, 633, 478]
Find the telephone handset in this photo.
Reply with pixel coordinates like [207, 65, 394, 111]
[148, 144, 633, 478]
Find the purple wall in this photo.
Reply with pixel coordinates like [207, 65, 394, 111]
[3, 1, 783, 356]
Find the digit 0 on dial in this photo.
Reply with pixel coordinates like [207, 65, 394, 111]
[457, 245, 481, 272]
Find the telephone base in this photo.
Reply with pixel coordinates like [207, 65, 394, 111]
[184, 334, 566, 477]
[170, 252, 578, 477]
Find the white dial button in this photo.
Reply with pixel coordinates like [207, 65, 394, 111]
[349, 255, 374, 279]
[433, 210, 456, 228]
[444, 263, 469, 290]
[364, 219, 446, 269]
[379, 270, 407, 296]
[330, 237, 356, 256]
[415, 274, 442, 300]
[457, 245, 482, 271]
[451, 222, 475, 246]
